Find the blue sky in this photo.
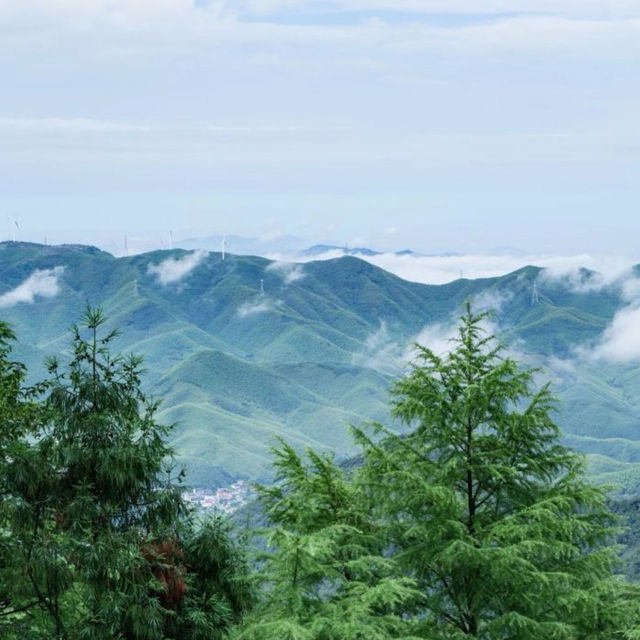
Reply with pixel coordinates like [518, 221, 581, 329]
[1, 1, 639, 255]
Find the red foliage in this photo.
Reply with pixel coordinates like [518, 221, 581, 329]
[142, 538, 188, 608]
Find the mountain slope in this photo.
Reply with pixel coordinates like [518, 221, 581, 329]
[0, 241, 638, 488]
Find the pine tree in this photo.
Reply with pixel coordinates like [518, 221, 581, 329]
[5, 307, 253, 639]
[0, 322, 49, 638]
[169, 514, 255, 640]
[354, 304, 638, 639]
[238, 439, 422, 640]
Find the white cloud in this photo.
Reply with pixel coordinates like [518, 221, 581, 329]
[266, 261, 305, 284]
[365, 251, 516, 284]
[236, 0, 640, 18]
[405, 321, 458, 360]
[0, 267, 64, 308]
[1, 2, 640, 60]
[147, 250, 207, 285]
[621, 277, 640, 302]
[471, 288, 513, 314]
[1, 4, 638, 260]
[593, 305, 640, 363]
[4, 0, 640, 22]
[404, 306, 503, 362]
[351, 321, 402, 372]
[537, 256, 636, 293]
[547, 355, 576, 374]
[283, 249, 637, 287]
[237, 298, 274, 317]
[592, 275, 640, 363]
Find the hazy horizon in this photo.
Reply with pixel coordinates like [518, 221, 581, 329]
[1, 1, 639, 254]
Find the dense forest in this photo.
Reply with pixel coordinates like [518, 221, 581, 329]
[1, 305, 640, 639]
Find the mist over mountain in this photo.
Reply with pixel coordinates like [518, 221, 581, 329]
[1, 241, 640, 490]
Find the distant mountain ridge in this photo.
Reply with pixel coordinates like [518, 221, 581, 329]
[0, 241, 639, 491]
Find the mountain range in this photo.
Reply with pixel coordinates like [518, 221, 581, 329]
[1, 241, 639, 491]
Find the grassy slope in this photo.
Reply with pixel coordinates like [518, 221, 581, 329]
[1, 242, 639, 487]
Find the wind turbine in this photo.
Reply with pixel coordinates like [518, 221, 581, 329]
[221, 234, 227, 261]
[123, 235, 129, 257]
[169, 229, 174, 250]
[12, 219, 19, 242]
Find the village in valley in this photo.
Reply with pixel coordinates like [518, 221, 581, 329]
[183, 480, 253, 514]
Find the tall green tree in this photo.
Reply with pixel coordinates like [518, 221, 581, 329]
[238, 439, 422, 640]
[5, 307, 253, 639]
[172, 514, 255, 640]
[355, 304, 638, 639]
[0, 322, 49, 638]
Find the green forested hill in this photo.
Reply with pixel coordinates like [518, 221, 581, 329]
[0, 241, 638, 488]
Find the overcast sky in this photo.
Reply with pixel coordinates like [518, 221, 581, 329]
[1, 1, 639, 255]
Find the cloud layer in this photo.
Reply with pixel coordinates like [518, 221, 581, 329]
[2, 0, 639, 252]
[278, 249, 637, 287]
[266, 261, 306, 284]
[237, 298, 275, 318]
[592, 275, 640, 363]
[147, 250, 207, 285]
[0, 267, 64, 308]
[593, 305, 640, 363]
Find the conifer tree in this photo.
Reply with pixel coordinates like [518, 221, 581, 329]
[0, 322, 49, 638]
[169, 514, 255, 640]
[355, 304, 638, 639]
[5, 308, 253, 639]
[238, 439, 422, 640]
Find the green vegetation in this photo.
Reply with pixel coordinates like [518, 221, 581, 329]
[237, 305, 640, 638]
[354, 305, 638, 638]
[239, 443, 421, 640]
[1, 242, 639, 488]
[1, 302, 640, 638]
[0, 309, 253, 639]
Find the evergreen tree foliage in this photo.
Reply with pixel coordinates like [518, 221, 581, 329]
[2, 307, 253, 639]
[0, 321, 49, 638]
[170, 514, 255, 640]
[238, 439, 422, 640]
[354, 303, 638, 639]
[3, 300, 640, 639]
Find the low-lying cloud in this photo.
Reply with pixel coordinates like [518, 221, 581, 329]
[148, 250, 207, 285]
[404, 321, 459, 362]
[593, 306, 640, 363]
[592, 275, 640, 363]
[237, 298, 275, 318]
[265, 246, 640, 365]
[0, 267, 64, 308]
[266, 261, 306, 285]
[472, 288, 514, 314]
[275, 249, 637, 288]
[352, 321, 404, 373]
